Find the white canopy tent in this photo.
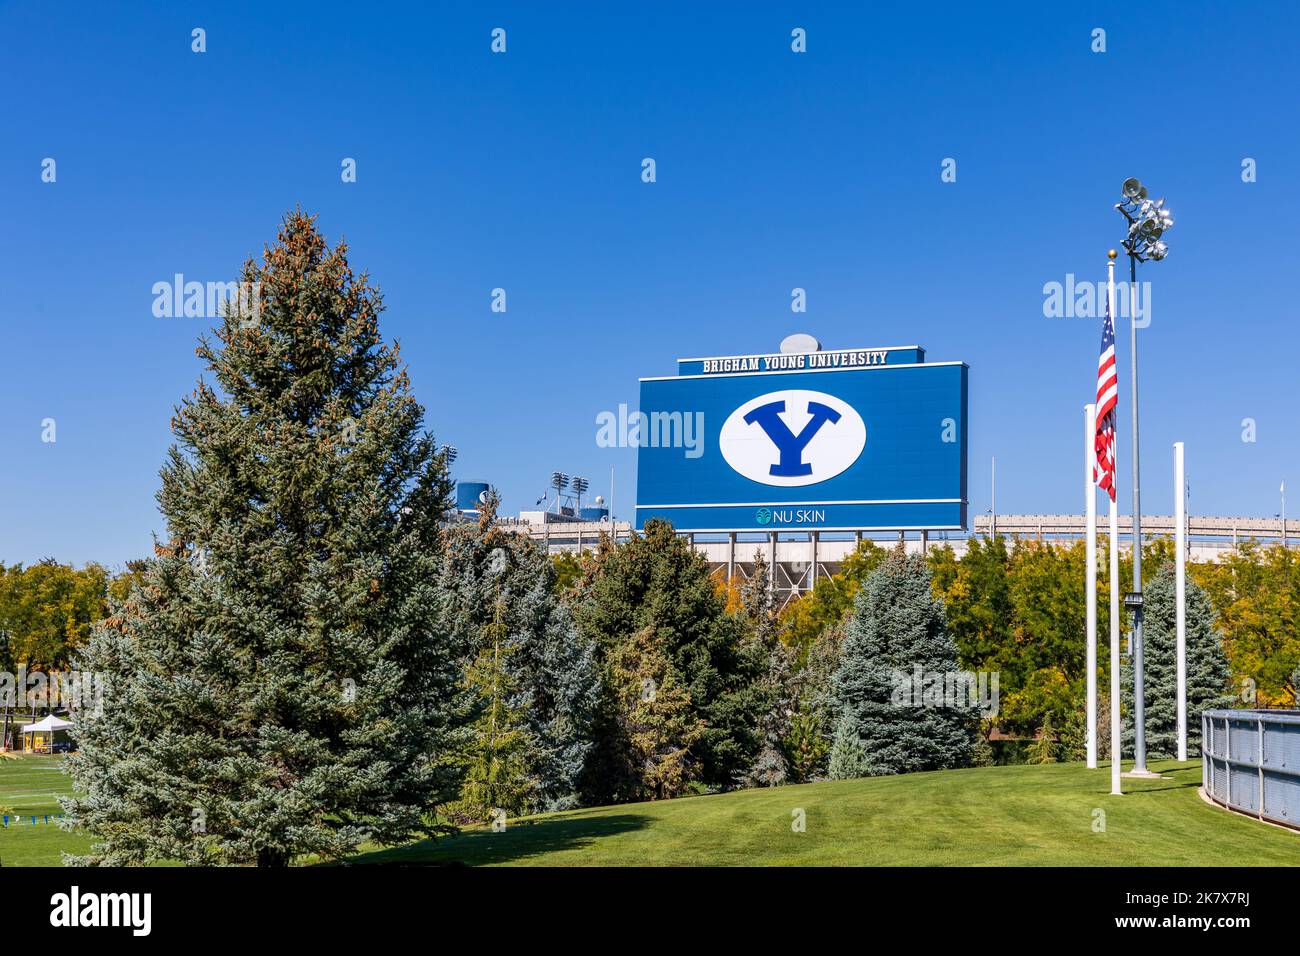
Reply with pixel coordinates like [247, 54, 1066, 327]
[19, 714, 74, 752]
[20, 715, 74, 734]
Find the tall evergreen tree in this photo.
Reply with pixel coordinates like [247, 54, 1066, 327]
[829, 548, 976, 776]
[782, 619, 847, 783]
[574, 520, 761, 801]
[736, 554, 792, 787]
[62, 211, 470, 865]
[606, 626, 705, 801]
[439, 497, 599, 815]
[458, 592, 536, 819]
[1123, 562, 1234, 757]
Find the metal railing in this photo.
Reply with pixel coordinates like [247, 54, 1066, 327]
[1202, 709, 1300, 829]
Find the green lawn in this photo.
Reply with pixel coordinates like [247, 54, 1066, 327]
[0, 754, 91, 866]
[352, 760, 1300, 866]
[4, 755, 1298, 866]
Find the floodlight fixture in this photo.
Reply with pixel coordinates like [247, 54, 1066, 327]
[1116, 180, 1174, 263]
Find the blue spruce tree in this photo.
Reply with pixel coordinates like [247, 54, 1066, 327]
[1123, 562, 1234, 758]
[829, 547, 976, 776]
[440, 495, 600, 815]
[827, 711, 868, 779]
[63, 212, 471, 865]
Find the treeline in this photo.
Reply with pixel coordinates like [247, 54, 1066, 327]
[11, 524, 1289, 809]
[768, 533, 1295, 760]
[448, 512, 981, 814]
[0, 560, 143, 672]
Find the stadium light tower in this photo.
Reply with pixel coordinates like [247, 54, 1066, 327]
[1115, 177, 1174, 776]
[550, 472, 569, 513]
[571, 475, 589, 511]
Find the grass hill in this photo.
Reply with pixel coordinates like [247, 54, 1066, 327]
[3, 754, 1296, 866]
[353, 759, 1299, 866]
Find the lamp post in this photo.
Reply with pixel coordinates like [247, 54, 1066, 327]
[1115, 178, 1173, 776]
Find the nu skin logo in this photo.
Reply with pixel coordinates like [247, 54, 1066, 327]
[719, 390, 866, 487]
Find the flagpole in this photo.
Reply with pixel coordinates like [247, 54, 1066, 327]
[1085, 402, 1098, 769]
[1110, 495, 1122, 794]
[1175, 441, 1187, 761]
[1107, 251, 1122, 795]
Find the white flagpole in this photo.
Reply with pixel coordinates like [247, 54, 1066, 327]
[1108, 253, 1122, 795]
[1109, 493, 1122, 792]
[1175, 441, 1187, 761]
[1085, 403, 1098, 769]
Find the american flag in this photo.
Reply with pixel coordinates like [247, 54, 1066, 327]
[1094, 295, 1118, 501]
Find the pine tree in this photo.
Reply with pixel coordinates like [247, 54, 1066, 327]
[606, 626, 705, 800]
[574, 519, 761, 801]
[1025, 717, 1059, 764]
[738, 552, 779, 646]
[440, 496, 599, 815]
[459, 595, 535, 820]
[62, 211, 470, 865]
[827, 711, 868, 779]
[781, 619, 846, 783]
[829, 548, 976, 776]
[1123, 562, 1234, 758]
[1058, 707, 1088, 762]
[970, 722, 996, 767]
[784, 704, 830, 782]
[737, 554, 792, 787]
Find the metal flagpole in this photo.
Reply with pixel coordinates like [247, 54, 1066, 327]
[1085, 403, 1098, 769]
[1129, 251, 1149, 774]
[1110, 497, 1122, 793]
[1175, 441, 1187, 761]
[1108, 255, 1123, 795]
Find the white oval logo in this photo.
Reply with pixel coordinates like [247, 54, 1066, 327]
[719, 389, 866, 487]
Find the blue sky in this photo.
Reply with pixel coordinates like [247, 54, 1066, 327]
[2, 1, 1297, 568]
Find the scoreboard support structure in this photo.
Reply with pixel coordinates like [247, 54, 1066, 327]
[690, 528, 943, 607]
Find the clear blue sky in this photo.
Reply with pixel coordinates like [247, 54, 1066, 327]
[3, 1, 1297, 568]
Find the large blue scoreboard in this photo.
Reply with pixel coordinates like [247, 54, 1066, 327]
[634, 344, 968, 532]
